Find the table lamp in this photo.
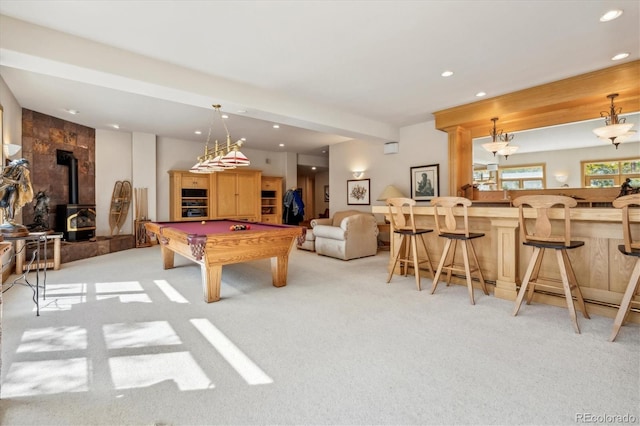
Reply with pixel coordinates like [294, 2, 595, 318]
[377, 185, 405, 201]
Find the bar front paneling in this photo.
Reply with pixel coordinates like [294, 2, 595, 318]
[372, 205, 640, 323]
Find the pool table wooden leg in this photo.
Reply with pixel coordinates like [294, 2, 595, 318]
[271, 255, 289, 287]
[161, 244, 175, 269]
[202, 263, 222, 303]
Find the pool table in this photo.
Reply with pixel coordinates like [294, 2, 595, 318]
[145, 219, 305, 302]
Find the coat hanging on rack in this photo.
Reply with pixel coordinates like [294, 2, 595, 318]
[283, 188, 305, 225]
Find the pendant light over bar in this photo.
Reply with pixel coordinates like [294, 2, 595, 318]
[592, 93, 635, 149]
[190, 104, 250, 173]
[482, 117, 509, 156]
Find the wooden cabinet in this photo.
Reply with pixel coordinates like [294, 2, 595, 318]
[169, 169, 263, 222]
[261, 176, 283, 224]
[212, 169, 261, 221]
[169, 170, 210, 221]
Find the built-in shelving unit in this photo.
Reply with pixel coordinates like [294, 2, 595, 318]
[169, 171, 210, 221]
[261, 176, 283, 224]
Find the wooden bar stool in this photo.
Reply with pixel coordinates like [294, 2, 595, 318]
[386, 197, 435, 291]
[512, 195, 589, 333]
[430, 197, 488, 304]
[610, 194, 640, 342]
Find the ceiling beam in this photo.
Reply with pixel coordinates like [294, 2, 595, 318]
[432, 60, 640, 195]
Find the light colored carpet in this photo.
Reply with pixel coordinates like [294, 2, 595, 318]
[0, 245, 638, 425]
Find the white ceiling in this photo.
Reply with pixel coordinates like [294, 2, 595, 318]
[0, 1, 638, 159]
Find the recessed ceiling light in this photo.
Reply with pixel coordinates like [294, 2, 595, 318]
[273, 124, 280, 129]
[441, 70, 454, 77]
[279, 143, 285, 147]
[112, 124, 120, 129]
[237, 110, 247, 114]
[194, 130, 202, 135]
[475, 92, 487, 97]
[65, 109, 79, 115]
[311, 167, 317, 170]
[600, 9, 623, 22]
[221, 114, 229, 119]
[612, 52, 630, 61]
[240, 137, 246, 141]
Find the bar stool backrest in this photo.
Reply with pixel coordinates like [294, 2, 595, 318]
[512, 195, 577, 247]
[386, 197, 417, 233]
[612, 194, 640, 253]
[430, 196, 472, 237]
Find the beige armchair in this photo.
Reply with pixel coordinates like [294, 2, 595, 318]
[312, 210, 379, 260]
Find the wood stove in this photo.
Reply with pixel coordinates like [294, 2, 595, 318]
[57, 204, 96, 241]
[56, 149, 96, 241]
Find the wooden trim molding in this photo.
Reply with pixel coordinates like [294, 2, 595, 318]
[433, 60, 640, 195]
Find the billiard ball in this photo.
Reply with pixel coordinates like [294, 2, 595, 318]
[201, 221, 206, 225]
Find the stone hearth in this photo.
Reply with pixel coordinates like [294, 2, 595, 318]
[21, 235, 136, 267]
[60, 235, 136, 264]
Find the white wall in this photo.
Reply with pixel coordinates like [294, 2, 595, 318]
[95, 129, 133, 236]
[314, 171, 329, 217]
[0, 76, 22, 160]
[131, 132, 157, 222]
[329, 119, 448, 221]
[155, 136, 205, 221]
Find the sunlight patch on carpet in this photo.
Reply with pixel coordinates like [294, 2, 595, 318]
[2, 358, 88, 397]
[17, 326, 87, 352]
[108, 352, 213, 391]
[96, 293, 152, 303]
[103, 321, 182, 349]
[94, 280, 150, 303]
[38, 283, 87, 311]
[191, 318, 273, 385]
[154, 279, 189, 303]
[95, 281, 144, 293]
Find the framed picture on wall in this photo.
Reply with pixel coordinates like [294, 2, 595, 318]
[410, 164, 439, 201]
[347, 179, 370, 205]
[324, 185, 329, 202]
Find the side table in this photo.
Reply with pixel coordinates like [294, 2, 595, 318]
[377, 222, 391, 251]
[15, 232, 62, 272]
[3, 232, 63, 316]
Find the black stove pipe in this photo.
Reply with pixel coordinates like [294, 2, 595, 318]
[56, 149, 79, 205]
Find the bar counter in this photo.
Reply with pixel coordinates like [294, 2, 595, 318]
[372, 204, 640, 323]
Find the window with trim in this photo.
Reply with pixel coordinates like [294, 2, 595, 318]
[498, 164, 545, 190]
[582, 157, 640, 188]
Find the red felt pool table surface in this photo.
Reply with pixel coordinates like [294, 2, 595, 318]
[145, 220, 305, 303]
[151, 219, 287, 235]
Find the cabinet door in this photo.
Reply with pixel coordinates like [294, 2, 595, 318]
[215, 172, 239, 218]
[236, 172, 259, 217]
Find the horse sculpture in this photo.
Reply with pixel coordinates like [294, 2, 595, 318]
[29, 190, 50, 232]
[0, 158, 34, 236]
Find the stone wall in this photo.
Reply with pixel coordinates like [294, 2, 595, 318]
[20, 109, 95, 230]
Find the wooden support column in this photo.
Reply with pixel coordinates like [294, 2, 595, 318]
[491, 219, 520, 300]
[446, 125, 472, 197]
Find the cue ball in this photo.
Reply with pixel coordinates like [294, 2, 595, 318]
[201, 221, 206, 225]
